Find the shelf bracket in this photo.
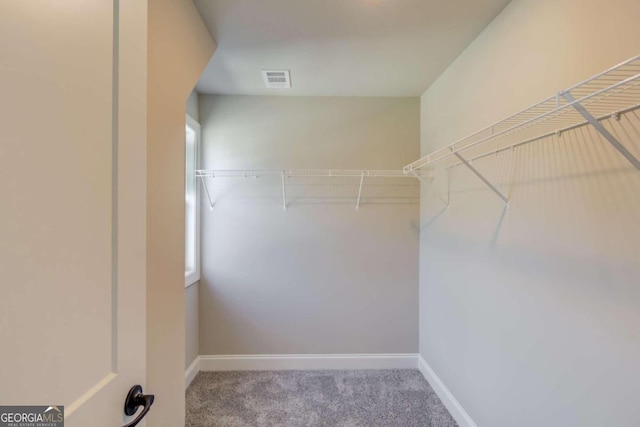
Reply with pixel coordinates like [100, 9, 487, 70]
[409, 170, 428, 186]
[281, 170, 287, 210]
[453, 151, 510, 207]
[446, 167, 451, 206]
[410, 170, 449, 207]
[356, 172, 365, 210]
[199, 176, 215, 210]
[561, 91, 640, 171]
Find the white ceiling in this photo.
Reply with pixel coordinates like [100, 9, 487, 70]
[194, 0, 511, 97]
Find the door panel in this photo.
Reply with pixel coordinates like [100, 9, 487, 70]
[0, 1, 147, 426]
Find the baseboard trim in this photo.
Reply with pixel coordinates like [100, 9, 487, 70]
[185, 357, 200, 389]
[197, 353, 418, 371]
[417, 355, 477, 427]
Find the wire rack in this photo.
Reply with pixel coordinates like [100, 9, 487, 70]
[404, 55, 640, 175]
[196, 169, 420, 210]
[196, 169, 414, 178]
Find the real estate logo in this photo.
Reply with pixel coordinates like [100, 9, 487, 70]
[0, 406, 64, 427]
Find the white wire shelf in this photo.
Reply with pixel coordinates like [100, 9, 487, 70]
[404, 55, 640, 172]
[196, 169, 416, 178]
[196, 169, 420, 210]
[403, 54, 640, 206]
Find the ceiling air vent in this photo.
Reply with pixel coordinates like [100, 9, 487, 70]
[262, 70, 291, 89]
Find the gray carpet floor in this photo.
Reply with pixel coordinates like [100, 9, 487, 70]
[186, 370, 458, 427]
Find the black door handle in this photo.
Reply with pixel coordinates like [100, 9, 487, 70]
[123, 385, 154, 427]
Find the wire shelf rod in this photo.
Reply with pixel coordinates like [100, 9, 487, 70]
[196, 169, 421, 179]
[444, 103, 640, 170]
[404, 54, 640, 173]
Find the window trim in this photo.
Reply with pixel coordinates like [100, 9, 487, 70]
[185, 114, 201, 288]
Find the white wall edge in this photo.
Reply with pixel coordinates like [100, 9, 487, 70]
[185, 357, 200, 389]
[198, 354, 419, 371]
[418, 355, 478, 427]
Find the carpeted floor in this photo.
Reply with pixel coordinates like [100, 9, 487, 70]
[186, 370, 458, 427]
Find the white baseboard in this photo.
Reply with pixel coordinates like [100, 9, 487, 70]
[185, 357, 200, 389]
[417, 355, 477, 427]
[196, 353, 418, 371]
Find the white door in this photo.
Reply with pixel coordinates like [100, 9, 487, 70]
[0, 1, 148, 426]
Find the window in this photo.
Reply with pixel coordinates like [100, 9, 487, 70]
[185, 114, 201, 287]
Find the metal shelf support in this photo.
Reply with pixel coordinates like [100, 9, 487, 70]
[445, 167, 451, 206]
[452, 150, 510, 207]
[199, 176, 215, 210]
[409, 170, 428, 186]
[356, 172, 365, 209]
[561, 91, 640, 171]
[410, 169, 450, 207]
[281, 170, 287, 210]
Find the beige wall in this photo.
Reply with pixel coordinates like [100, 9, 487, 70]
[198, 95, 420, 355]
[419, 0, 640, 426]
[147, 0, 214, 425]
[185, 90, 200, 371]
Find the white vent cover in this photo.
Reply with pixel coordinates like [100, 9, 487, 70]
[262, 70, 291, 88]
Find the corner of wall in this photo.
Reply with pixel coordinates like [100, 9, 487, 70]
[147, 0, 215, 424]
